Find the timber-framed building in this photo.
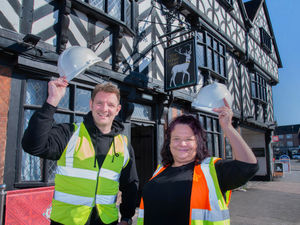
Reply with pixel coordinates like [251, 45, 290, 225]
[0, 0, 282, 217]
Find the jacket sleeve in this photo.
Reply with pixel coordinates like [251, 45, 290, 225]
[21, 102, 75, 160]
[215, 159, 259, 193]
[119, 144, 139, 220]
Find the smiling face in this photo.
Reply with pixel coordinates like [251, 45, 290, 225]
[170, 124, 197, 167]
[90, 91, 121, 134]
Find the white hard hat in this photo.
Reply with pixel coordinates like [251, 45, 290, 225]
[57, 46, 102, 82]
[191, 82, 233, 113]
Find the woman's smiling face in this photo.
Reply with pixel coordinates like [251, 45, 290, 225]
[170, 124, 197, 167]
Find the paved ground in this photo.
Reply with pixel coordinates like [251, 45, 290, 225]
[230, 160, 300, 225]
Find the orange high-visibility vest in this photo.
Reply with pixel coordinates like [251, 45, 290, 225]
[137, 157, 231, 225]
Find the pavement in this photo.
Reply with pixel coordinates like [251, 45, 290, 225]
[230, 159, 300, 225]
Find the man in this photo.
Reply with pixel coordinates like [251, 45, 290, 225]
[22, 77, 138, 225]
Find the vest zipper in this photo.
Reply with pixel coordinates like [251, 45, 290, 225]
[93, 165, 101, 207]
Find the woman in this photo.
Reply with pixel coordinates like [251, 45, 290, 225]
[137, 99, 258, 225]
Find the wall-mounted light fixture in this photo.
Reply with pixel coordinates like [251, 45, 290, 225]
[23, 34, 41, 46]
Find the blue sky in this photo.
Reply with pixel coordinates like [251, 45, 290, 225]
[266, 0, 300, 126]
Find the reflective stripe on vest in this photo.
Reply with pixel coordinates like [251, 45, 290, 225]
[137, 157, 230, 225]
[190, 157, 230, 224]
[56, 166, 120, 182]
[51, 122, 129, 225]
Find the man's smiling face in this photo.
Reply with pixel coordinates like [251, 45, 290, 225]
[90, 91, 121, 134]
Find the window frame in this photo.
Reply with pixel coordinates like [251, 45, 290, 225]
[250, 72, 267, 103]
[197, 31, 227, 80]
[260, 27, 272, 54]
[86, 0, 134, 30]
[15, 77, 94, 188]
[198, 114, 222, 157]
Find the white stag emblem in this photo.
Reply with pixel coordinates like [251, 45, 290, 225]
[169, 45, 192, 87]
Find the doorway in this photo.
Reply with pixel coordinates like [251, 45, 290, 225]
[131, 124, 155, 200]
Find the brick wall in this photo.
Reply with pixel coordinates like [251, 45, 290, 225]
[0, 66, 11, 184]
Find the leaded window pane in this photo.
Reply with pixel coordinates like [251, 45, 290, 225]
[75, 116, 85, 123]
[58, 86, 70, 109]
[54, 113, 70, 123]
[220, 57, 225, 77]
[214, 134, 219, 156]
[108, 0, 121, 20]
[219, 45, 224, 54]
[198, 45, 205, 67]
[251, 81, 256, 98]
[213, 40, 218, 50]
[207, 133, 213, 155]
[206, 117, 212, 131]
[131, 103, 152, 121]
[214, 53, 219, 73]
[213, 119, 218, 132]
[197, 32, 204, 42]
[207, 48, 212, 69]
[21, 109, 42, 181]
[25, 79, 47, 105]
[75, 88, 91, 113]
[206, 35, 212, 47]
[90, 0, 105, 11]
[48, 160, 57, 182]
[200, 116, 205, 128]
[125, 0, 131, 27]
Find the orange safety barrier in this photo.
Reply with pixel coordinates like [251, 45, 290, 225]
[5, 186, 54, 225]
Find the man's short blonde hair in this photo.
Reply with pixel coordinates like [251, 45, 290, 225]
[91, 82, 120, 103]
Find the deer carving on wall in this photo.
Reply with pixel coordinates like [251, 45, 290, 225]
[169, 45, 192, 87]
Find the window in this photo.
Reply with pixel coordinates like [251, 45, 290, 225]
[197, 31, 226, 79]
[251, 72, 267, 102]
[287, 141, 293, 147]
[260, 28, 272, 54]
[286, 134, 292, 139]
[20, 79, 92, 185]
[199, 114, 221, 157]
[89, 0, 133, 28]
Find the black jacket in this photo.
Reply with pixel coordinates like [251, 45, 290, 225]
[22, 102, 139, 225]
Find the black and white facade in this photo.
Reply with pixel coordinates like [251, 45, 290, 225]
[0, 0, 282, 195]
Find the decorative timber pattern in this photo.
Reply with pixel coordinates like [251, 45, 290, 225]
[0, 0, 21, 32]
[0, 0, 280, 126]
[248, 5, 278, 80]
[242, 66, 252, 118]
[66, 8, 113, 64]
[136, 0, 153, 75]
[67, 9, 88, 47]
[31, 0, 59, 46]
[227, 54, 241, 113]
[152, 1, 167, 82]
[94, 21, 113, 65]
[266, 85, 274, 122]
[186, 0, 246, 51]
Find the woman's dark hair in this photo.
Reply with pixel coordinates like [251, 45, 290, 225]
[161, 114, 209, 166]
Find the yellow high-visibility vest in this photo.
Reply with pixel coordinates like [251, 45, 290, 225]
[51, 123, 129, 225]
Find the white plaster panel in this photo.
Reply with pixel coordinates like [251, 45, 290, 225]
[32, 10, 59, 34]
[2, 0, 20, 32]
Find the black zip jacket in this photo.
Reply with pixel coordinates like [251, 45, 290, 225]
[22, 102, 139, 225]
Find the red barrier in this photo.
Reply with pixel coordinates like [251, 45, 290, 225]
[5, 186, 54, 225]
